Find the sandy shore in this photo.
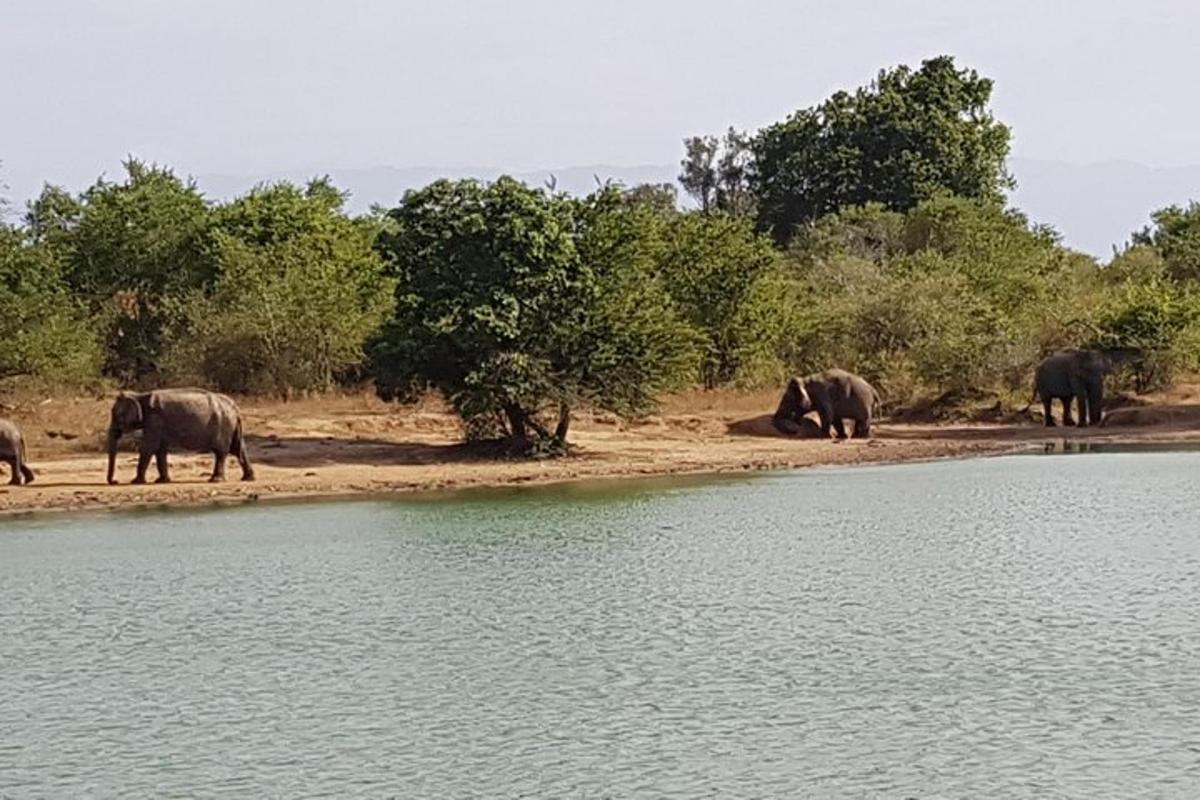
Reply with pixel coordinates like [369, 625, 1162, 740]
[3, 389, 1200, 517]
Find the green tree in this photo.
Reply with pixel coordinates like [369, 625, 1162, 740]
[753, 56, 1013, 242]
[369, 179, 696, 452]
[168, 179, 395, 394]
[679, 128, 755, 216]
[1132, 202, 1200, 282]
[33, 159, 215, 383]
[657, 213, 782, 387]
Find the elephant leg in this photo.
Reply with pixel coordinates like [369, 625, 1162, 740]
[1089, 385, 1104, 426]
[1042, 397, 1056, 427]
[154, 447, 171, 484]
[832, 417, 849, 440]
[6, 456, 21, 486]
[132, 450, 152, 484]
[1077, 397, 1090, 427]
[210, 451, 228, 483]
[1061, 398, 1076, 427]
[851, 417, 871, 439]
[816, 409, 832, 438]
[20, 463, 34, 485]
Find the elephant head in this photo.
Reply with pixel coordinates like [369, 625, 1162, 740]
[772, 377, 813, 434]
[106, 392, 145, 485]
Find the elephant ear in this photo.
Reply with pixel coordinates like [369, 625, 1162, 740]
[116, 393, 143, 425]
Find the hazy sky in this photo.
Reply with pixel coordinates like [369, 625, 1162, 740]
[2, 0, 1198, 200]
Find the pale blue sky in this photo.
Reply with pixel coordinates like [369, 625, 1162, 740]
[2, 0, 1197, 202]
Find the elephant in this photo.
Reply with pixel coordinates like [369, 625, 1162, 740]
[106, 388, 255, 485]
[0, 419, 35, 486]
[1033, 349, 1125, 427]
[773, 369, 880, 440]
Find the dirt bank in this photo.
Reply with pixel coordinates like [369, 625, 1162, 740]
[3, 387, 1200, 517]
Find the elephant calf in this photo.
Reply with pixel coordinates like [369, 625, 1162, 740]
[106, 388, 255, 485]
[0, 418, 35, 486]
[773, 369, 880, 440]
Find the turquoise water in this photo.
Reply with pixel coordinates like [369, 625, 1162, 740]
[2, 453, 1200, 797]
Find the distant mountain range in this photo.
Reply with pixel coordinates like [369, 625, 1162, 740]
[163, 159, 1200, 260]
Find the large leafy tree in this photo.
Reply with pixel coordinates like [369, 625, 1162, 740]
[28, 159, 215, 383]
[168, 179, 395, 394]
[753, 56, 1013, 242]
[369, 178, 697, 452]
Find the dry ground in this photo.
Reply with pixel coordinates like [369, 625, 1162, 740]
[3, 385, 1200, 517]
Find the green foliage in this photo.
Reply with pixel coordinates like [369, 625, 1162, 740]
[166, 180, 395, 394]
[658, 213, 783, 387]
[1132, 202, 1200, 282]
[33, 159, 215, 383]
[1093, 278, 1200, 391]
[369, 179, 698, 449]
[0, 226, 101, 384]
[622, 183, 680, 217]
[781, 196, 1103, 406]
[753, 56, 1013, 242]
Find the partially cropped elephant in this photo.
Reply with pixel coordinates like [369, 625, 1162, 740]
[773, 369, 880, 440]
[0, 418, 35, 486]
[106, 388, 255, 485]
[1033, 349, 1125, 428]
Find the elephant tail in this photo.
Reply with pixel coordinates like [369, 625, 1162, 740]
[231, 417, 246, 457]
[1019, 381, 1039, 414]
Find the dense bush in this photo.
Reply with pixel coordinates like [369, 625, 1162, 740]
[165, 180, 395, 394]
[0, 226, 101, 384]
[656, 213, 784, 387]
[773, 197, 1109, 407]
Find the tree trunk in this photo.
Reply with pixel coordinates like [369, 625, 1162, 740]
[503, 404, 528, 447]
[553, 404, 571, 443]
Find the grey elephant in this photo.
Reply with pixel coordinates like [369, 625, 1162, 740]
[0, 418, 35, 486]
[773, 369, 880, 439]
[106, 388, 255, 485]
[1033, 348, 1128, 427]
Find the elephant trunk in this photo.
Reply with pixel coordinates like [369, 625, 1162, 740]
[106, 426, 120, 485]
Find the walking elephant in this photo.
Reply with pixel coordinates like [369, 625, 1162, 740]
[1033, 349, 1125, 427]
[773, 369, 880, 440]
[0, 419, 35, 486]
[106, 388, 255, 485]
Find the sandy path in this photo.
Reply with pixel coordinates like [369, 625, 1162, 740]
[3, 391, 1199, 517]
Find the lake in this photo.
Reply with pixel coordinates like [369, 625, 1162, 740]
[3, 452, 1200, 797]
